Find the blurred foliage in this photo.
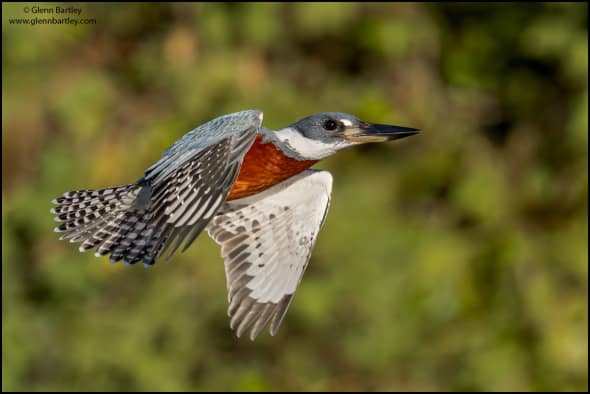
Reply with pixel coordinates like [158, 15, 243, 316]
[2, 2, 588, 391]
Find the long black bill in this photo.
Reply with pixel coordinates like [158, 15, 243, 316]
[342, 122, 420, 142]
[366, 123, 420, 140]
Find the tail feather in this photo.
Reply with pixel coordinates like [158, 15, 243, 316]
[118, 214, 152, 265]
[60, 213, 115, 241]
[108, 211, 148, 265]
[52, 179, 213, 267]
[52, 183, 179, 267]
[80, 211, 126, 253]
[51, 184, 143, 251]
[52, 187, 132, 207]
[52, 186, 137, 227]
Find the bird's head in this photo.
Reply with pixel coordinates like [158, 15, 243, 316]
[277, 112, 420, 160]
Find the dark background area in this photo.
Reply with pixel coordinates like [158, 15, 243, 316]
[2, 2, 588, 391]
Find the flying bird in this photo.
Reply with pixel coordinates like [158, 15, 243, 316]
[51, 110, 419, 340]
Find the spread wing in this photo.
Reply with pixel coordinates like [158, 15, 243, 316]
[206, 170, 333, 340]
[57, 110, 263, 267]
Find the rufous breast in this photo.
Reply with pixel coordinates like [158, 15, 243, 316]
[227, 135, 317, 200]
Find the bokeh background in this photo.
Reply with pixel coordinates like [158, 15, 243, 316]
[2, 2, 588, 391]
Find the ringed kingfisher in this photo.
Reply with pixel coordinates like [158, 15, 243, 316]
[51, 110, 419, 340]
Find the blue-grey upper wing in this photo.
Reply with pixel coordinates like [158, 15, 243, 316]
[144, 110, 263, 185]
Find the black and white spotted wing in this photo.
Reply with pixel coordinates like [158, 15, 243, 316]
[206, 170, 333, 340]
[52, 110, 263, 266]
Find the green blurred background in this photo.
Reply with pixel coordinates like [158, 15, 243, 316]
[2, 2, 588, 391]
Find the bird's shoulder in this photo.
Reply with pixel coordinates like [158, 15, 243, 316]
[170, 109, 264, 152]
[144, 110, 263, 184]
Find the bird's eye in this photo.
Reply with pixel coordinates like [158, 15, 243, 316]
[323, 119, 338, 131]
